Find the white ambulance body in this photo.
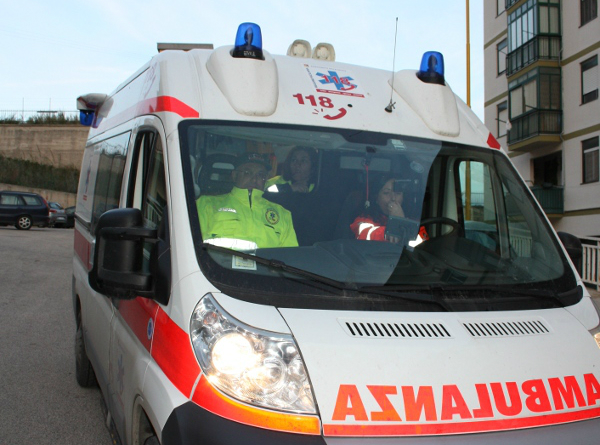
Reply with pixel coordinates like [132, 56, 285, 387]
[73, 23, 600, 445]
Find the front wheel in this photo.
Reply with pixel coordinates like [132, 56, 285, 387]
[16, 215, 32, 230]
[75, 312, 97, 387]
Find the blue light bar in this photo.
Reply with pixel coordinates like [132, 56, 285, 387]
[417, 51, 445, 85]
[79, 111, 94, 126]
[232, 22, 264, 60]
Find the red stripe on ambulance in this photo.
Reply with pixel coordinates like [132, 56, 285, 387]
[487, 132, 501, 149]
[118, 298, 158, 353]
[151, 307, 201, 397]
[74, 227, 92, 270]
[94, 95, 199, 129]
[135, 96, 199, 118]
[325, 374, 600, 436]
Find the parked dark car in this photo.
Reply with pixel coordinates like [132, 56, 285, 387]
[0, 191, 50, 230]
[64, 206, 75, 228]
[48, 201, 67, 228]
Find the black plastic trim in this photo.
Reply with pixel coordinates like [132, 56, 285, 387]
[162, 402, 326, 445]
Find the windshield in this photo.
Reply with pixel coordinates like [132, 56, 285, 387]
[181, 121, 578, 311]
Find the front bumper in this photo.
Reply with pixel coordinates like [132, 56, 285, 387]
[162, 402, 326, 445]
[161, 402, 600, 445]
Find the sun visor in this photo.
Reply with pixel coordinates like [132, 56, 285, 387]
[390, 70, 460, 137]
[206, 45, 279, 116]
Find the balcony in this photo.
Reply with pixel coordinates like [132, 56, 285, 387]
[505, 0, 520, 9]
[506, 36, 561, 77]
[507, 110, 562, 146]
[530, 185, 564, 215]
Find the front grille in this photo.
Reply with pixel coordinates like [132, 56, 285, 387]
[462, 319, 550, 338]
[341, 320, 452, 339]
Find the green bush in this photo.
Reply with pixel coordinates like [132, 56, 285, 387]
[0, 115, 22, 124]
[0, 112, 78, 125]
[26, 112, 79, 125]
[0, 156, 79, 193]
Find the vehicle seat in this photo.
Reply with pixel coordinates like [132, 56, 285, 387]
[332, 190, 366, 240]
[198, 154, 236, 196]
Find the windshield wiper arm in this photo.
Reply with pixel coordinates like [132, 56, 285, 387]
[202, 242, 353, 293]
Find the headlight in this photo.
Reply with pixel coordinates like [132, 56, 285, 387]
[190, 294, 316, 414]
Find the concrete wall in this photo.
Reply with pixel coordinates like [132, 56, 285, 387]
[0, 124, 88, 169]
[0, 125, 88, 207]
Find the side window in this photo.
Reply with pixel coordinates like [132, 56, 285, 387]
[128, 132, 155, 209]
[1, 194, 20, 205]
[22, 196, 41, 206]
[142, 138, 166, 230]
[90, 132, 130, 230]
[459, 161, 500, 252]
[501, 183, 533, 258]
[128, 130, 167, 272]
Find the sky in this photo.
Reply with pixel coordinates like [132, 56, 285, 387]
[0, 0, 484, 120]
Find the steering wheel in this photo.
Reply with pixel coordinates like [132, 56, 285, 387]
[419, 217, 461, 237]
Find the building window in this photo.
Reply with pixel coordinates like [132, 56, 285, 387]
[583, 136, 599, 184]
[509, 76, 538, 119]
[497, 39, 508, 75]
[582, 56, 599, 104]
[497, 102, 508, 137]
[539, 0, 561, 34]
[509, 67, 561, 119]
[533, 152, 562, 186]
[581, 0, 598, 26]
[498, 0, 505, 15]
[508, 1, 537, 53]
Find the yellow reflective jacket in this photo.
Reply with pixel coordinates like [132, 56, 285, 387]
[265, 175, 315, 192]
[197, 187, 298, 249]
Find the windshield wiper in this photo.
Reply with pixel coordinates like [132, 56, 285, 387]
[357, 285, 451, 311]
[422, 284, 583, 308]
[202, 242, 353, 293]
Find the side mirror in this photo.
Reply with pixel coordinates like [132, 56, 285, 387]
[90, 208, 158, 299]
[557, 231, 582, 275]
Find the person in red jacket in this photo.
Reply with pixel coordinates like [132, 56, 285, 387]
[350, 176, 405, 242]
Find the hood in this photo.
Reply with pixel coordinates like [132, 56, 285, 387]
[279, 306, 600, 437]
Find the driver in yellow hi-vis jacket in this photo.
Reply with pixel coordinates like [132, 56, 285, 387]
[197, 153, 298, 250]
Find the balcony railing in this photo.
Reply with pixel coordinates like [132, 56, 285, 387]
[530, 185, 564, 215]
[507, 110, 562, 145]
[506, 36, 561, 76]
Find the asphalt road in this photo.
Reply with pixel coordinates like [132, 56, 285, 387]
[0, 226, 110, 445]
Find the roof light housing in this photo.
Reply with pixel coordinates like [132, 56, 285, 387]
[417, 51, 445, 85]
[232, 22, 264, 60]
[312, 42, 335, 61]
[287, 39, 312, 58]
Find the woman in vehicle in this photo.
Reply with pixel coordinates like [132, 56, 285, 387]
[350, 175, 405, 242]
[266, 146, 317, 193]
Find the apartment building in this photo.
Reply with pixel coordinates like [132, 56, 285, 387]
[484, 0, 599, 237]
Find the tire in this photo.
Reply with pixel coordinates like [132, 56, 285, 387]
[16, 215, 32, 230]
[75, 313, 97, 387]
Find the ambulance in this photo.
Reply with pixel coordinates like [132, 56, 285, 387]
[72, 22, 600, 445]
